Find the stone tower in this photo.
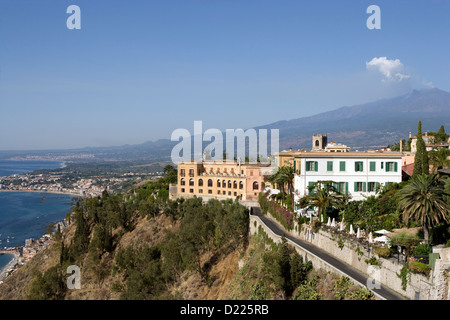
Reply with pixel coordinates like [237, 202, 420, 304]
[312, 134, 327, 151]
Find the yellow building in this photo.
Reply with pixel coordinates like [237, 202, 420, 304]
[173, 161, 273, 202]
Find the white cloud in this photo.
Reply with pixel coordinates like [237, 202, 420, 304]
[366, 57, 411, 83]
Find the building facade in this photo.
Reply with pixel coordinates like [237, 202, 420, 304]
[173, 161, 274, 202]
[293, 152, 403, 201]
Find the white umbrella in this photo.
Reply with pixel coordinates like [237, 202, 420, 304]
[349, 224, 354, 235]
[368, 232, 373, 243]
[327, 217, 331, 226]
[339, 221, 344, 231]
[374, 235, 390, 244]
[375, 229, 390, 235]
[357, 228, 361, 238]
[331, 218, 336, 227]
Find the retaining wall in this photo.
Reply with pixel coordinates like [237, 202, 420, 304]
[250, 211, 445, 300]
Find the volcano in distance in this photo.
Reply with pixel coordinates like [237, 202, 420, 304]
[254, 88, 450, 151]
[3, 88, 449, 162]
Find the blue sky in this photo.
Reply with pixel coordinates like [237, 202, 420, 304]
[1, 0, 450, 150]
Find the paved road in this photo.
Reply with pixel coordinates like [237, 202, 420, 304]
[250, 207, 406, 300]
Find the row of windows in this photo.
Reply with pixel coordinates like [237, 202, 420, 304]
[180, 178, 259, 190]
[306, 160, 398, 173]
[180, 168, 246, 176]
[180, 188, 241, 197]
[307, 181, 392, 195]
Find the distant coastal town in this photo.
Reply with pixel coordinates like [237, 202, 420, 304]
[0, 160, 166, 197]
[0, 220, 68, 283]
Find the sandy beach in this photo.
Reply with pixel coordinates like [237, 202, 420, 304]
[0, 252, 20, 282]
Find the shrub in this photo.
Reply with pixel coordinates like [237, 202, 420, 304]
[259, 195, 294, 230]
[375, 247, 391, 259]
[409, 261, 431, 277]
[415, 243, 431, 255]
[312, 220, 322, 233]
[365, 256, 381, 267]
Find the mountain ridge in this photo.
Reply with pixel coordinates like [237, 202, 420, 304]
[255, 88, 450, 150]
[1, 88, 449, 161]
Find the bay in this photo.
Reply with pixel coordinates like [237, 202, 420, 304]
[0, 160, 73, 272]
[0, 160, 62, 177]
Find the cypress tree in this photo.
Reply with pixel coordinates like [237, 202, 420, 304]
[413, 121, 429, 176]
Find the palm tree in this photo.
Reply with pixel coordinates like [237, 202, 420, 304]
[265, 166, 294, 196]
[429, 148, 450, 172]
[303, 181, 346, 222]
[397, 174, 450, 244]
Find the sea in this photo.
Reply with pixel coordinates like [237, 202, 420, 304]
[0, 160, 74, 272]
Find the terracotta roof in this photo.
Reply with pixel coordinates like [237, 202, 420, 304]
[402, 163, 414, 176]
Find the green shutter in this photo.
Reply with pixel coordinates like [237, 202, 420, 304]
[363, 182, 367, 192]
[370, 161, 376, 171]
[327, 161, 333, 171]
[354, 182, 357, 192]
[293, 160, 296, 172]
[306, 161, 310, 172]
[340, 161, 345, 171]
[394, 162, 398, 172]
[308, 182, 314, 195]
[314, 161, 318, 172]
[345, 182, 348, 195]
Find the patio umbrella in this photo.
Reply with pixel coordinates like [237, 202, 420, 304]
[357, 228, 361, 238]
[368, 232, 373, 243]
[340, 221, 344, 231]
[331, 218, 336, 227]
[349, 224, 354, 235]
[327, 217, 331, 226]
[375, 229, 390, 235]
[374, 235, 390, 244]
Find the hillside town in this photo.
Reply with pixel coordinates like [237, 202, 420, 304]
[0, 167, 164, 197]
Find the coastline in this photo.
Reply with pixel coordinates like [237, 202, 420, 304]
[0, 252, 20, 282]
[0, 189, 80, 197]
[0, 161, 73, 283]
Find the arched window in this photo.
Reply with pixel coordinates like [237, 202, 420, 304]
[223, 180, 226, 187]
[315, 140, 320, 147]
[253, 181, 259, 190]
[233, 180, 237, 189]
[208, 179, 213, 187]
[228, 180, 232, 188]
[239, 181, 244, 190]
[217, 179, 221, 188]
[189, 178, 194, 186]
[198, 179, 203, 187]
[180, 178, 185, 186]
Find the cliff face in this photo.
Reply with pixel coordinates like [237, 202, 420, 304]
[0, 213, 242, 300]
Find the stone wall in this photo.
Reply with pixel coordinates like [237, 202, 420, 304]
[290, 220, 442, 300]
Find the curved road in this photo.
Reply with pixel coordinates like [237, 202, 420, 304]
[250, 207, 406, 300]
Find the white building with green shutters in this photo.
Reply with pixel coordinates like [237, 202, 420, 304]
[292, 151, 403, 202]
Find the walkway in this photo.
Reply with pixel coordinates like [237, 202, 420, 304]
[250, 207, 405, 300]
